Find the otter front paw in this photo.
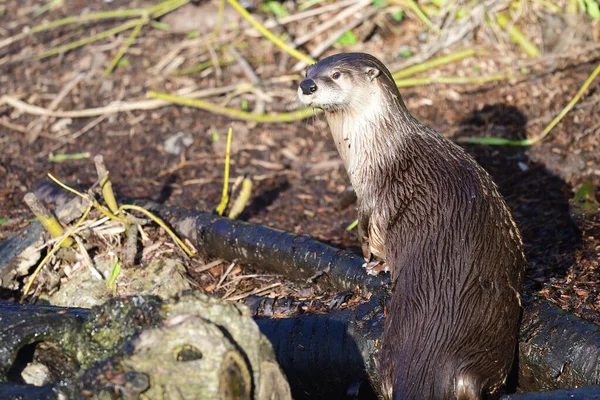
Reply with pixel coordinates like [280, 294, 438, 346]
[360, 239, 372, 262]
[361, 260, 388, 276]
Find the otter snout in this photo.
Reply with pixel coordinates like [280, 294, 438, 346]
[299, 79, 318, 95]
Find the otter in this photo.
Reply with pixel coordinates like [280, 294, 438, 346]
[298, 53, 525, 400]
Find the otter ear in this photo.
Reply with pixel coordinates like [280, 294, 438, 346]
[365, 66, 380, 81]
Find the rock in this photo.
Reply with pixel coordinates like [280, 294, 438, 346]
[164, 131, 194, 155]
[21, 362, 51, 387]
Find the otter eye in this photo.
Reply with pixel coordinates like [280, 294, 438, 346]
[332, 72, 341, 80]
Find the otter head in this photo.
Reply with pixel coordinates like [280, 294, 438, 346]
[298, 53, 412, 185]
[298, 53, 400, 112]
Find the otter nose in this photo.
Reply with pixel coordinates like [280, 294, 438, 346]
[300, 79, 318, 95]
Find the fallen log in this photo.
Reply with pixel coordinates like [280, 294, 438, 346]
[255, 294, 386, 398]
[502, 385, 600, 399]
[2, 201, 600, 398]
[518, 296, 600, 390]
[130, 199, 387, 295]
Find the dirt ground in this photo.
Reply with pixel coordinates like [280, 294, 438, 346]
[1, 1, 599, 321]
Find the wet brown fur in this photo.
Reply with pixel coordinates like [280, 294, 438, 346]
[298, 53, 525, 399]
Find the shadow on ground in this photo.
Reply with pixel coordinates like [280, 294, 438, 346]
[453, 104, 580, 290]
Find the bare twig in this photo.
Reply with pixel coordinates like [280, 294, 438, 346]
[149, 92, 315, 122]
[495, 12, 541, 58]
[104, 17, 147, 75]
[292, 6, 379, 71]
[229, 46, 260, 84]
[207, 45, 223, 81]
[194, 259, 225, 274]
[37, 18, 143, 59]
[257, 0, 362, 30]
[0, 83, 249, 118]
[226, 0, 315, 64]
[27, 72, 86, 143]
[0, 118, 29, 134]
[292, 0, 371, 47]
[392, 49, 477, 79]
[24, 192, 74, 247]
[225, 282, 282, 301]
[388, 1, 498, 73]
[216, 262, 237, 290]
